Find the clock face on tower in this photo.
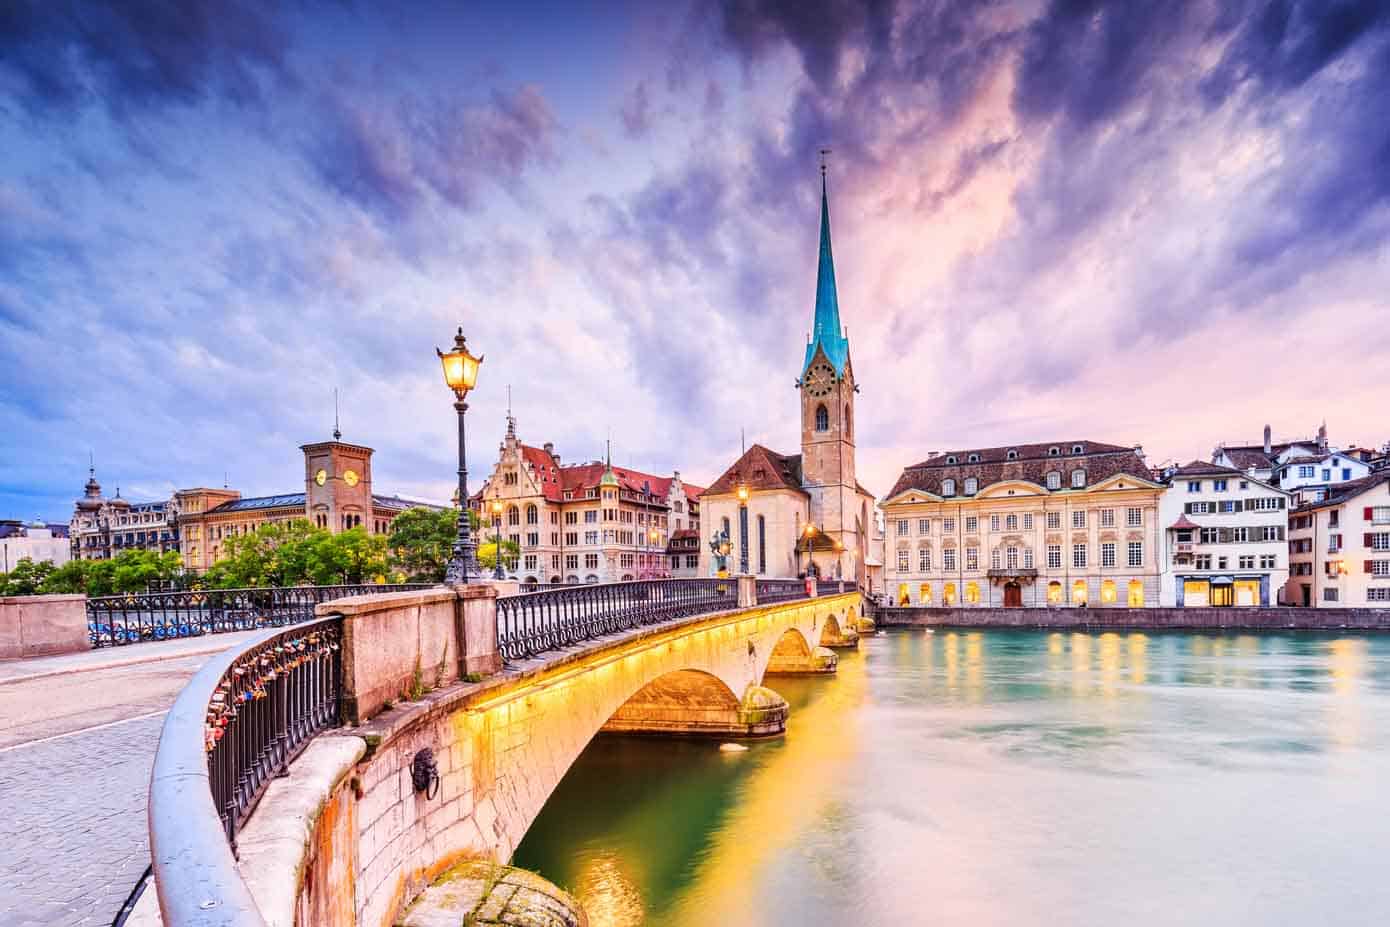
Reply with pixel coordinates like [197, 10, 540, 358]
[804, 362, 836, 397]
[314, 469, 327, 486]
[343, 469, 359, 487]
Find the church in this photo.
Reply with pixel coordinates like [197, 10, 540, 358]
[700, 172, 880, 588]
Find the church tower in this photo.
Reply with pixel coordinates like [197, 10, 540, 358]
[798, 169, 858, 543]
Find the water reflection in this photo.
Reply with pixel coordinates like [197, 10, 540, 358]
[514, 630, 1390, 927]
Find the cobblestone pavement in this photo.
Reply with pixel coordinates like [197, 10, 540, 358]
[0, 652, 226, 927]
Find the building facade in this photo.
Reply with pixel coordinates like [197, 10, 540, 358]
[881, 442, 1163, 607]
[1284, 472, 1390, 607]
[700, 173, 880, 587]
[70, 467, 179, 561]
[1272, 451, 1372, 506]
[0, 521, 71, 571]
[471, 416, 703, 586]
[1158, 462, 1291, 606]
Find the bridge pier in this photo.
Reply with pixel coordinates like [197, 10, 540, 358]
[600, 671, 789, 738]
[819, 614, 860, 649]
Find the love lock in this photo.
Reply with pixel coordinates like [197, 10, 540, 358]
[411, 748, 440, 799]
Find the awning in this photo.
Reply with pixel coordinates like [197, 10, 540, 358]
[1209, 575, 1234, 584]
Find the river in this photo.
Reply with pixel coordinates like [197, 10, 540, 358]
[512, 629, 1390, 926]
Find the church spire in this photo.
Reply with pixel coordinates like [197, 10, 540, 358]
[803, 165, 850, 377]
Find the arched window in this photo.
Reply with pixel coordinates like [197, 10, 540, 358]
[944, 582, 958, 605]
[965, 581, 980, 604]
[815, 404, 829, 432]
[507, 505, 520, 526]
[1101, 579, 1117, 604]
[525, 504, 538, 525]
[1072, 580, 1088, 604]
[1047, 581, 1063, 604]
[1128, 580, 1145, 607]
[844, 403, 852, 438]
[918, 583, 932, 604]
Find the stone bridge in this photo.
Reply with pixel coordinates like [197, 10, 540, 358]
[144, 583, 869, 927]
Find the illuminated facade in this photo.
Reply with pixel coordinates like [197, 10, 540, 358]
[881, 441, 1163, 607]
[472, 415, 703, 586]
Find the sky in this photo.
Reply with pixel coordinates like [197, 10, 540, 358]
[2, 0, 1389, 523]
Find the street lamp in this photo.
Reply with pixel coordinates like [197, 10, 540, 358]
[437, 327, 483, 585]
[801, 522, 817, 578]
[736, 482, 750, 574]
[490, 499, 505, 580]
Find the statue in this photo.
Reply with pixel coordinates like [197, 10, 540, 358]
[709, 528, 732, 577]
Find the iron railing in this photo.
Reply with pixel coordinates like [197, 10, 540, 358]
[86, 583, 429, 647]
[149, 617, 344, 927]
[497, 578, 742, 662]
[756, 578, 808, 604]
[816, 579, 843, 597]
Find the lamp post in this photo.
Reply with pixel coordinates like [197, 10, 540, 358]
[650, 527, 661, 577]
[490, 499, 505, 580]
[736, 483, 750, 574]
[801, 522, 817, 578]
[437, 327, 483, 585]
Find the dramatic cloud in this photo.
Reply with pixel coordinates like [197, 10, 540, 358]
[2, 0, 1388, 521]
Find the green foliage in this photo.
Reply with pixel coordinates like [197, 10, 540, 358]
[199, 520, 389, 588]
[387, 507, 460, 582]
[6, 550, 182, 597]
[0, 557, 56, 596]
[476, 538, 520, 572]
[111, 550, 182, 594]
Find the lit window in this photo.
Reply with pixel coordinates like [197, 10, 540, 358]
[965, 581, 980, 604]
[1101, 579, 1117, 604]
[1127, 580, 1144, 607]
[919, 583, 932, 603]
[944, 582, 957, 605]
[1072, 580, 1088, 604]
[1047, 581, 1063, 603]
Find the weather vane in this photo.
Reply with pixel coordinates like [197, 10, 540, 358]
[819, 146, 832, 176]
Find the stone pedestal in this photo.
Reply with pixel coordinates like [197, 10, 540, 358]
[737, 574, 756, 608]
[0, 594, 89, 660]
[456, 583, 502, 677]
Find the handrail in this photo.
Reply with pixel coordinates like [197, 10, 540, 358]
[86, 583, 428, 647]
[756, 577, 807, 604]
[148, 616, 343, 926]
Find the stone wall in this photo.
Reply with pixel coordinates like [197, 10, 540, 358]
[877, 605, 1390, 630]
[0, 594, 88, 659]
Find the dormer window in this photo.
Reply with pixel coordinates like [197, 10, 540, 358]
[967, 453, 980, 463]
[942, 478, 956, 496]
[1071, 469, 1086, 488]
[1048, 447, 1060, 456]
[1006, 449, 1018, 460]
[1072, 444, 1084, 454]
[946, 455, 957, 464]
[1046, 471, 1061, 490]
[964, 477, 978, 495]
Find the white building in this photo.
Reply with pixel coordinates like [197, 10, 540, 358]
[1211, 423, 1326, 484]
[1284, 472, 1390, 607]
[0, 520, 72, 571]
[1159, 462, 1291, 607]
[1272, 451, 1372, 505]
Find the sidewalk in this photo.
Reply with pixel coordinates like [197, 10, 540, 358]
[0, 630, 262, 687]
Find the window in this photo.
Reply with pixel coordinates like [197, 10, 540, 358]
[526, 504, 538, 524]
[565, 532, 578, 545]
[1372, 506, 1390, 524]
[1023, 513, 1034, 530]
[942, 479, 956, 496]
[1101, 580, 1117, 604]
[1329, 510, 1340, 527]
[988, 514, 999, 532]
[584, 531, 598, 545]
[1238, 555, 1255, 569]
[565, 554, 579, 570]
[1072, 580, 1088, 604]
[1072, 510, 1086, 529]
[1047, 545, 1062, 569]
[944, 582, 957, 605]
[1006, 514, 1019, 531]
[1073, 544, 1087, 568]
[1046, 511, 1061, 530]
[897, 519, 909, 536]
[1371, 534, 1390, 551]
[918, 518, 930, 534]
[1372, 561, 1390, 577]
[1195, 555, 1212, 570]
[897, 548, 909, 572]
[584, 510, 597, 524]
[1128, 580, 1144, 607]
[1101, 542, 1116, 567]
[1369, 588, 1390, 602]
[966, 516, 979, 533]
[1323, 588, 1339, 602]
[1230, 527, 1249, 542]
[919, 583, 932, 603]
[1071, 469, 1086, 488]
[1007, 449, 1018, 460]
[968, 453, 980, 463]
[1261, 525, 1281, 542]
[524, 554, 537, 571]
[1100, 509, 1115, 528]
[1298, 465, 1315, 478]
[1127, 542, 1143, 568]
[1187, 481, 1201, 493]
[944, 518, 956, 533]
[1322, 469, 1332, 481]
[1341, 468, 1352, 480]
[991, 548, 1002, 570]
[1006, 546, 1019, 569]
[584, 554, 599, 570]
[815, 404, 829, 432]
[565, 511, 577, 525]
[1047, 581, 1063, 603]
[1217, 556, 1228, 569]
[1260, 555, 1277, 569]
[1072, 444, 1084, 454]
[943, 548, 957, 571]
[964, 477, 978, 495]
[966, 548, 979, 571]
[964, 581, 980, 604]
[919, 548, 931, 572]
[946, 455, 958, 464]
[1213, 479, 1227, 492]
[1046, 472, 1061, 490]
[1219, 500, 1239, 513]
[757, 515, 766, 574]
[686, 555, 698, 569]
[1127, 507, 1142, 527]
[1248, 497, 1282, 511]
[1049, 447, 1060, 456]
[526, 532, 538, 547]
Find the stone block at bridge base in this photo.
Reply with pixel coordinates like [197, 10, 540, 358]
[821, 623, 859, 649]
[765, 644, 838, 676]
[600, 676, 790, 738]
[855, 614, 876, 635]
[400, 859, 587, 927]
[0, 594, 89, 660]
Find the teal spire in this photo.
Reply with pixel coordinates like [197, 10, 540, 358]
[802, 171, 851, 377]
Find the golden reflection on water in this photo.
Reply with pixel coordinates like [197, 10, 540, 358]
[1328, 637, 1369, 750]
[1127, 633, 1148, 685]
[575, 851, 646, 927]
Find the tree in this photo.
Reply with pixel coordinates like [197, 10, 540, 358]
[0, 558, 56, 596]
[476, 538, 521, 572]
[35, 557, 117, 596]
[387, 507, 459, 582]
[110, 549, 182, 594]
[302, 527, 388, 586]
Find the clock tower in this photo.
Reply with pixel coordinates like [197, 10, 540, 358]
[302, 427, 375, 533]
[797, 170, 866, 578]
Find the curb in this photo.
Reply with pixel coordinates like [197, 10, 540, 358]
[0, 642, 236, 688]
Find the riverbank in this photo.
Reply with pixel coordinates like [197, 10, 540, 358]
[874, 605, 1390, 631]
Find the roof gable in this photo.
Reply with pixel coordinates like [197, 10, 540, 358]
[705, 444, 807, 497]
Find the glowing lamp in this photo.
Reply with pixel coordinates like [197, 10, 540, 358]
[736, 483, 750, 503]
[437, 327, 483, 395]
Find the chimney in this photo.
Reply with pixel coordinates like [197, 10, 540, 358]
[543, 442, 558, 464]
[1263, 424, 1272, 455]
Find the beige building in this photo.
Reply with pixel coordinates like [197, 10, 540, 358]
[881, 441, 1163, 607]
[1284, 472, 1390, 607]
[471, 415, 703, 586]
[700, 174, 878, 586]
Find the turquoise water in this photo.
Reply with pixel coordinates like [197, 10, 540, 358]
[513, 630, 1390, 926]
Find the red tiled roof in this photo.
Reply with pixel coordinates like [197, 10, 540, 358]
[1221, 448, 1275, 470]
[1170, 460, 1245, 477]
[888, 441, 1154, 499]
[1169, 513, 1201, 530]
[521, 445, 565, 501]
[705, 444, 807, 497]
[1294, 470, 1390, 512]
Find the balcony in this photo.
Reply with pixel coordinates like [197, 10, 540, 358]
[986, 568, 1039, 581]
[1175, 542, 1194, 554]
